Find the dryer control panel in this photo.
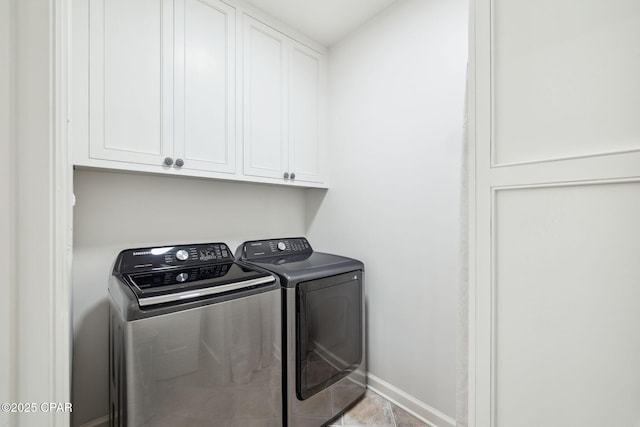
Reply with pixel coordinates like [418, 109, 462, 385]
[239, 237, 313, 260]
[114, 243, 232, 273]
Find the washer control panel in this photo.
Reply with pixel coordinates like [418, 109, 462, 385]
[240, 237, 313, 260]
[114, 243, 232, 273]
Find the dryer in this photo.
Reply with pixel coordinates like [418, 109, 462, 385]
[236, 237, 366, 426]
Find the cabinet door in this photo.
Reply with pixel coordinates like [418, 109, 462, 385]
[174, 0, 236, 173]
[243, 15, 288, 180]
[89, 0, 173, 165]
[289, 43, 324, 183]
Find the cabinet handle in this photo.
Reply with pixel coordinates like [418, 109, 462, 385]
[175, 158, 184, 167]
[283, 172, 289, 179]
[164, 157, 174, 166]
[290, 172, 295, 180]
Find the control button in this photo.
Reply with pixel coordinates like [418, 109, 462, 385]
[176, 249, 189, 261]
[176, 272, 188, 282]
[277, 242, 287, 251]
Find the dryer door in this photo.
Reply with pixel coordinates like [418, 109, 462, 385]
[296, 270, 363, 400]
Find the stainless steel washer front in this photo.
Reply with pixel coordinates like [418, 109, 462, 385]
[109, 243, 281, 427]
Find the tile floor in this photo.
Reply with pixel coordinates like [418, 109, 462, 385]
[329, 390, 430, 427]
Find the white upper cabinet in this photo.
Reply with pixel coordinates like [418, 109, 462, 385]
[88, 0, 174, 165]
[288, 43, 323, 183]
[75, 0, 327, 187]
[174, 0, 236, 173]
[243, 15, 325, 184]
[243, 16, 288, 180]
[87, 0, 235, 174]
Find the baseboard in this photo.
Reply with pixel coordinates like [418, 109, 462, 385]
[367, 373, 456, 427]
[79, 414, 109, 427]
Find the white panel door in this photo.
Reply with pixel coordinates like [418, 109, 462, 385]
[288, 43, 324, 183]
[469, 0, 640, 426]
[174, 0, 236, 173]
[243, 15, 288, 180]
[89, 0, 173, 165]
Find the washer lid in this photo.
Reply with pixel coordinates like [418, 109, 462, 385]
[124, 262, 275, 306]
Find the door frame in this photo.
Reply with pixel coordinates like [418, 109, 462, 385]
[2, 1, 72, 425]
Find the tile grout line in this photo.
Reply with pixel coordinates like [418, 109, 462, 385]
[389, 398, 398, 427]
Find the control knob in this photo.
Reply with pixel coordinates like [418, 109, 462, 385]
[176, 249, 189, 261]
[277, 242, 287, 251]
[176, 272, 188, 283]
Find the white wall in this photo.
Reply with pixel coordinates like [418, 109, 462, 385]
[306, 0, 468, 423]
[72, 169, 308, 425]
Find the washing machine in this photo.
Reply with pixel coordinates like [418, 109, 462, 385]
[236, 237, 366, 427]
[109, 242, 282, 427]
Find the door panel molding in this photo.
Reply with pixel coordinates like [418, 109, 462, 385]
[489, 179, 640, 426]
